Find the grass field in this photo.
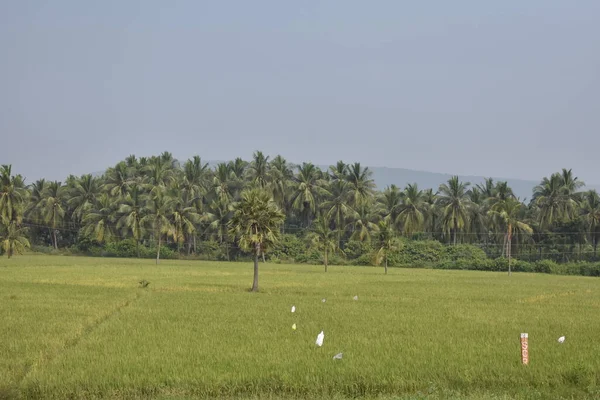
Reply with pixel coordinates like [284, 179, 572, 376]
[1, 256, 600, 399]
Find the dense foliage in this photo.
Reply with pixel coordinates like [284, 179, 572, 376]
[1, 152, 599, 274]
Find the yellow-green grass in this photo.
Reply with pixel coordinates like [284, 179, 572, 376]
[1, 255, 600, 399]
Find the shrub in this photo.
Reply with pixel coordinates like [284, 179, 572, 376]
[533, 259, 557, 274]
[270, 234, 306, 262]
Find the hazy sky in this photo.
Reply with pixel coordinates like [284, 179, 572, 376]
[1, 1, 599, 184]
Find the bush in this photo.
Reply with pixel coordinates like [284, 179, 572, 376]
[534, 259, 557, 274]
[394, 240, 444, 266]
[443, 244, 488, 262]
[270, 234, 306, 262]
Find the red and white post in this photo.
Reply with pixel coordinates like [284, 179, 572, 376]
[520, 333, 529, 365]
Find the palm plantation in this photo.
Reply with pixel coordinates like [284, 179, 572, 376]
[0, 152, 597, 270]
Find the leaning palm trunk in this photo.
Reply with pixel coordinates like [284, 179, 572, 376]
[324, 248, 328, 272]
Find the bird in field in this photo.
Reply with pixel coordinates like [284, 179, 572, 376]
[558, 336, 565, 343]
[333, 353, 343, 360]
[316, 331, 324, 347]
[292, 323, 297, 331]
[291, 305, 296, 313]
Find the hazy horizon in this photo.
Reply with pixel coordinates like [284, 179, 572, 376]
[2, 1, 599, 184]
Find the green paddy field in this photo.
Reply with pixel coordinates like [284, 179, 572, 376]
[1, 255, 599, 399]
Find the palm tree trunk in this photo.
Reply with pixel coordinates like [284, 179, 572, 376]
[262, 250, 266, 263]
[453, 218, 457, 245]
[507, 225, 512, 276]
[324, 249, 328, 273]
[251, 242, 260, 292]
[136, 239, 140, 258]
[193, 234, 197, 254]
[156, 230, 161, 265]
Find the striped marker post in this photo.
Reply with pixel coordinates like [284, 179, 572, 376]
[520, 333, 529, 365]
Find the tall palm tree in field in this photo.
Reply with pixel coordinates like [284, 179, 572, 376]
[488, 198, 533, 275]
[1, 220, 30, 258]
[117, 185, 146, 257]
[397, 183, 426, 237]
[228, 189, 285, 292]
[307, 212, 338, 272]
[581, 190, 600, 258]
[41, 181, 66, 249]
[141, 188, 175, 264]
[437, 176, 471, 245]
[372, 218, 397, 274]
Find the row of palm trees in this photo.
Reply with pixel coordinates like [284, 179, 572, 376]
[1, 152, 600, 265]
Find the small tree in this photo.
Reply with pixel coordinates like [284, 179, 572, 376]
[229, 189, 285, 292]
[1, 220, 30, 258]
[372, 218, 398, 274]
[307, 212, 338, 272]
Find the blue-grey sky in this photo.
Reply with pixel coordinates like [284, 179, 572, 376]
[1, 0, 599, 184]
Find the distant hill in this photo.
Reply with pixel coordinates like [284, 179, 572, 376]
[93, 161, 600, 201]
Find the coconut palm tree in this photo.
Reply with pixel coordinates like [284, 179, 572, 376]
[348, 201, 379, 243]
[117, 185, 146, 257]
[488, 198, 533, 275]
[82, 193, 118, 243]
[581, 190, 600, 259]
[378, 185, 403, 227]
[307, 212, 338, 272]
[182, 156, 209, 204]
[104, 162, 134, 197]
[268, 155, 293, 214]
[397, 183, 426, 237]
[372, 218, 397, 274]
[532, 173, 567, 229]
[437, 176, 471, 245]
[344, 162, 376, 208]
[68, 174, 101, 223]
[1, 220, 30, 258]
[140, 188, 175, 264]
[0, 165, 27, 224]
[40, 181, 66, 249]
[291, 163, 329, 226]
[247, 151, 270, 189]
[228, 188, 285, 292]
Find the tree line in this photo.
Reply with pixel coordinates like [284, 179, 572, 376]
[1, 152, 599, 278]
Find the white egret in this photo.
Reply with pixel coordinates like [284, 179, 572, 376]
[558, 336, 565, 343]
[292, 323, 297, 331]
[333, 353, 343, 360]
[353, 295, 358, 301]
[322, 298, 326, 303]
[316, 331, 324, 347]
[291, 306, 296, 313]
